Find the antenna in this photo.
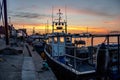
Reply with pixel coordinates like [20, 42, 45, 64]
[45, 23, 46, 34]
[65, 5, 67, 22]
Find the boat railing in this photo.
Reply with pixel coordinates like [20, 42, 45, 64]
[64, 45, 95, 71]
[50, 43, 90, 65]
[65, 54, 91, 61]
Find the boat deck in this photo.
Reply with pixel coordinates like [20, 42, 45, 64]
[76, 63, 95, 72]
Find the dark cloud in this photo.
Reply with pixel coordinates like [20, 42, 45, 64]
[11, 12, 51, 19]
[84, 8, 117, 17]
[110, 30, 120, 33]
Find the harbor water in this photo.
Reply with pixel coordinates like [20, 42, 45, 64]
[72, 37, 118, 46]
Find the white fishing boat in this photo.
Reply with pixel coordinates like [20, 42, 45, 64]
[44, 9, 120, 80]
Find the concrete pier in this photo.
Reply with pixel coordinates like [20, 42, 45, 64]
[22, 57, 36, 80]
[0, 39, 57, 80]
[27, 44, 57, 80]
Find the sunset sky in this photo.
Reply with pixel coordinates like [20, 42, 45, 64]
[6, 0, 120, 35]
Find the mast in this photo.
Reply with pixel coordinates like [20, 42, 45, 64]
[65, 5, 67, 33]
[45, 20, 49, 34]
[8, 17, 11, 25]
[47, 20, 49, 33]
[33, 27, 35, 34]
[52, 9, 67, 33]
[87, 27, 88, 34]
[57, 9, 62, 25]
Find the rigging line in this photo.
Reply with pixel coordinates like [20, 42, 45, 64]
[0, 1, 2, 19]
[0, 0, 4, 25]
[103, 37, 107, 43]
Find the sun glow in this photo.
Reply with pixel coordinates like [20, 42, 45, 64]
[13, 23, 108, 35]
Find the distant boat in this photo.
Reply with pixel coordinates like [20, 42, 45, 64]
[27, 34, 45, 53]
[44, 9, 120, 80]
[33, 40, 45, 54]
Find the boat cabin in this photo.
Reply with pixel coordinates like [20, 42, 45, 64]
[47, 33, 72, 57]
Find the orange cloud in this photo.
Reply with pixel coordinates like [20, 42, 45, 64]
[13, 22, 108, 35]
[12, 23, 46, 35]
[68, 26, 108, 34]
[104, 17, 120, 25]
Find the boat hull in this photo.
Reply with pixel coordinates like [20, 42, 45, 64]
[34, 46, 44, 53]
[45, 51, 96, 80]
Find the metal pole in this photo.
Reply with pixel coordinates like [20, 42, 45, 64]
[91, 36, 94, 63]
[118, 36, 120, 72]
[45, 23, 46, 34]
[8, 17, 11, 25]
[65, 22, 67, 33]
[52, 22, 54, 33]
[3, 0, 9, 45]
[74, 46, 76, 70]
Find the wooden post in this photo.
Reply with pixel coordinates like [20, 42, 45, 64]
[91, 36, 93, 47]
[107, 35, 109, 48]
[91, 36, 94, 63]
[74, 46, 76, 69]
[3, 0, 9, 45]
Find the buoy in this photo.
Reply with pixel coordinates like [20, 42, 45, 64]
[96, 43, 109, 76]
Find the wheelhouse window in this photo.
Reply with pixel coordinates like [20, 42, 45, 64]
[66, 37, 71, 43]
[54, 37, 57, 43]
[60, 37, 64, 43]
[48, 38, 52, 43]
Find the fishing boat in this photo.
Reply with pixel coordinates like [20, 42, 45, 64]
[44, 9, 120, 80]
[33, 36, 45, 54]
